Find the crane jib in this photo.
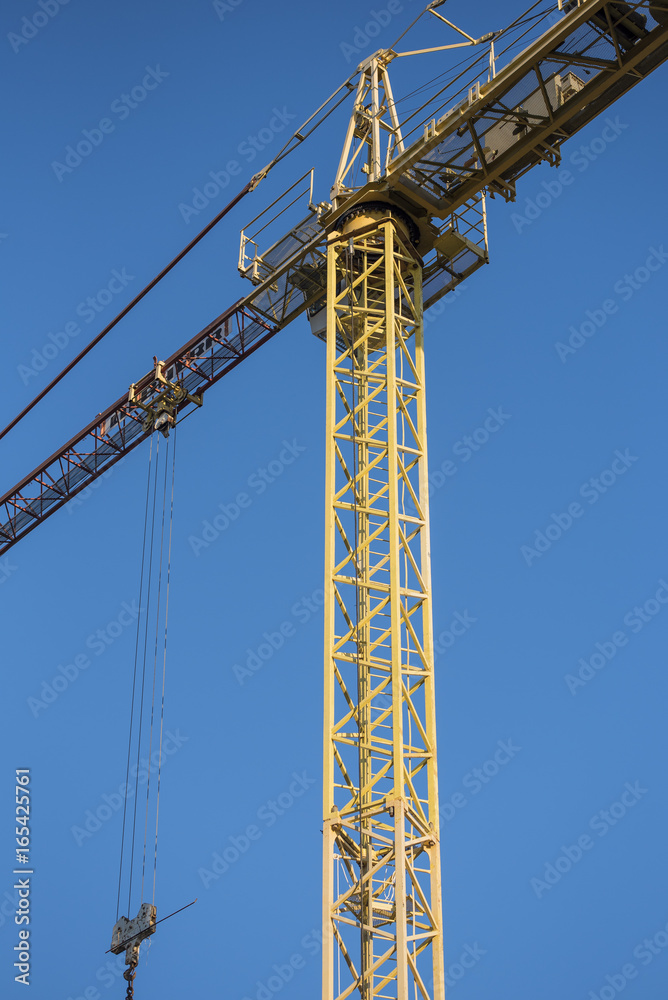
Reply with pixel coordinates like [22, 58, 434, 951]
[0, 300, 281, 555]
[1, 1, 668, 557]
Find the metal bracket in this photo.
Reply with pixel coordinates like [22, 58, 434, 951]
[129, 359, 202, 437]
[110, 902, 157, 966]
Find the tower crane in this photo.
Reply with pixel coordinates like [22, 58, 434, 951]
[2, 2, 667, 998]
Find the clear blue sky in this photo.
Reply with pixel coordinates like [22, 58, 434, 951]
[1, 1, 668, 998]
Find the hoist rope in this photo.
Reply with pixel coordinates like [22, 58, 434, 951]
[116, 428, 177, 932]
[153, 428, 176, 905]
[127, 435, 162, 915]
[140, 434, 171, 905]
[116, 435, 155, 922]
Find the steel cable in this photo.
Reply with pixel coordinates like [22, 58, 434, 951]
[116, 435, 154, 922]
[127, 435, 161, 915]
[141, 436, 171, 904]
[152, 427, 177, 905]
[0, 185, 253, 444]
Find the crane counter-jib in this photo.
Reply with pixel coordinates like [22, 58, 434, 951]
[333, 0, 668, 226]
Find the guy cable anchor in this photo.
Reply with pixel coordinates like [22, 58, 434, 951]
[128, 358, 202, 438]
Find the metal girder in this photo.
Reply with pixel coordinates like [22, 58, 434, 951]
[323, 218, 443, 1000]
[3, 3, 667, 558]
[0, 221, 328, 555]
[323, 1, 668, 224]
[388, 0, 668, 212]
[0, 301, 278, 555]
[332, 52, 405, 203]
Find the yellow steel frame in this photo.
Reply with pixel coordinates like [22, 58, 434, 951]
[323, 218, 443, 1000]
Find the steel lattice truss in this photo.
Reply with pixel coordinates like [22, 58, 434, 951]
[0, 302, 278, 553]
[366, 0, 668, 219]
[0, 227, 328, 555]
[2, 2, 667, 558]
[323, 220, 443, 1000]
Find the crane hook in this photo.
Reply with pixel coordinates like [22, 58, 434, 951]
[123, 958, 138, 999]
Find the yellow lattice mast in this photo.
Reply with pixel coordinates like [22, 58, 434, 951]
[323, 210, 443, 1000]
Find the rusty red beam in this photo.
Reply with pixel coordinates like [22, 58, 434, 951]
[0, 299, 280, 555]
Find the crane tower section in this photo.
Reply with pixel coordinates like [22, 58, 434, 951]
[323, 211, 442, 1000]
[319, 8, 668, 998]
